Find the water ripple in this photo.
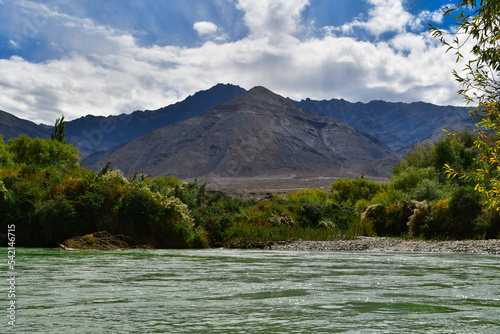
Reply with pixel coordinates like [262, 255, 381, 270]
[3, 248, 499, 333]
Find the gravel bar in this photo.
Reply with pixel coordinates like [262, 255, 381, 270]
[268, 237, 500, 255]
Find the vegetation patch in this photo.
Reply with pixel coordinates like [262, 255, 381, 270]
[60, 231, 132, 250]
[1, 113, 500, 249]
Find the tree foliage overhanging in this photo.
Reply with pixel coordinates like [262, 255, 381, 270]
[430, 0, 500, 210]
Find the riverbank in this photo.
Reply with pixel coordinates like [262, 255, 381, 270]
[267, 237, 500, 254]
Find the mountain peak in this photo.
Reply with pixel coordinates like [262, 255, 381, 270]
[246, 86, 283, 98]
[230, 86, 291, 108]
[84, 85, 395, 179]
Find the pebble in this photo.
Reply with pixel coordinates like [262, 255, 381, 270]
[268, 237, 500, 255]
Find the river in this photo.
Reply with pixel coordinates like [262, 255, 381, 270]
[3, 248, 500, 333]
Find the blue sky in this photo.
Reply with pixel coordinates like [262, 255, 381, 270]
[0, 0, 465, 124]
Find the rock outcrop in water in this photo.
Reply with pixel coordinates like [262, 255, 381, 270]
[59, 231, 137, 250]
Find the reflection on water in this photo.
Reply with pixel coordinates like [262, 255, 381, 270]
[3, 248, 500, 333]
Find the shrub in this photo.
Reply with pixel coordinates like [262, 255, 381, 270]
[407, 201, 430, 237]
[285, 188, 329, 204]
[322, 203, 356, 231]
[360, 204, 386, 236]
[0, 179, 11, 224]
[0, 136, 14, 168]
[427, 199, 451, 237]
[298, 202, 324, 228]
[385, 201, 414, 236]
[472, 210, 500, 239]
[410, 179, 442, 202]
[149, 175, 182, 196]
[448, 187, 482, 238]
[36, 195, 82, 245]
[408, 200, 450, 238]
[270, 212, 295, 227]
[116, 185, 203, 248]
[351, 216, 376, 236]
[75, 192, 105, 232]
[355, 198, 371, 212]
[331, 177, 385, 206]
[389, 167, 439, 193]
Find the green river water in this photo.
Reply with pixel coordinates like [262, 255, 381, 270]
[2, 248, 499, 333]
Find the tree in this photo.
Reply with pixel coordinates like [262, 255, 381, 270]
[430, 1, 500, 209]
[51, 115, 67, 144]
[331, 177, 385, 206]
[8, 135, 79, 170]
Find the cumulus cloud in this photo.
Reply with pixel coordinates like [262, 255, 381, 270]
[193, 21, 218, 36]
[339, 0, 442, 36]
[0, 0, 467, 125]
[236, 0, 309, 41]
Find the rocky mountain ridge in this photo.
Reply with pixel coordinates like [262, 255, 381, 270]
[0, 83, 476, 180]
[293, 98, 472, 152]
[0, 110, 51, 142]
[83, 86, 396, 179]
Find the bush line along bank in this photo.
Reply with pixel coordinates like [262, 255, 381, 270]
[1, 127, 499, 249]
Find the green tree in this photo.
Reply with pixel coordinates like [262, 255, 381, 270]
[8, 135, 79, 170]
[0, 135, 14, 168]
[331, 177, 385, 206]
[430, 1, 500, 209]
[51, 115, 67, 144]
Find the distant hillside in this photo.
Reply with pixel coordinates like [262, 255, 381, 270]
[65, 83, 246, 155]
[417, 117, 477, 146]
[293, 98, 472, 152]
[83, 87, 396, 179]
[0, 110, 51, 143]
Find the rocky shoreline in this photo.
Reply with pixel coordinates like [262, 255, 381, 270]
[267, 237, 500, 255]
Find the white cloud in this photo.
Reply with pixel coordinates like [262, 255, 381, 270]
[8, 40, 20, 49]
[236, 0, 309, 41]
[193, 21, 218, 36]
[0, 0, 468, 125]
[340, 0, 443, 37]
[410, 9, 444, 31]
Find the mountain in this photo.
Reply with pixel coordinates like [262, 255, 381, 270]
[418, 117, 477, 145]
[83, 86, 396, 179]
[65, 83, 246, 155]
[0, 110, 51, 143]
[292, 98, 472, 152]
[2, 82, 472, 157]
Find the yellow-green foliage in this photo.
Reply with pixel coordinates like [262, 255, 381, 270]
[285, 188, 329, 203]
[0, 135, 14, 168]
[385, 201, 414, 236]
[407, 201, 430, 237]
[359, 204, 385, 236]
[8, 135, 79, 171]
[0, 133, 208, 248]
[431, 1, 500, 210]
[407, 200, 451, 238]
[331, 177, 386, 206]
[353, 206, 377, 237]
[389, 167, 438, 193]
[355, 198, 371, 212]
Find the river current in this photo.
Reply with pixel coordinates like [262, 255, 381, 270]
[2, 248, 499, 333]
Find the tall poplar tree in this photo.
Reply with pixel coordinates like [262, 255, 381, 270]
[51, 115, 67, 144]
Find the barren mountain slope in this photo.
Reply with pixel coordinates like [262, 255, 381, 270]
[0, 110, 51, 142]
[84, 86, 396, 179]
